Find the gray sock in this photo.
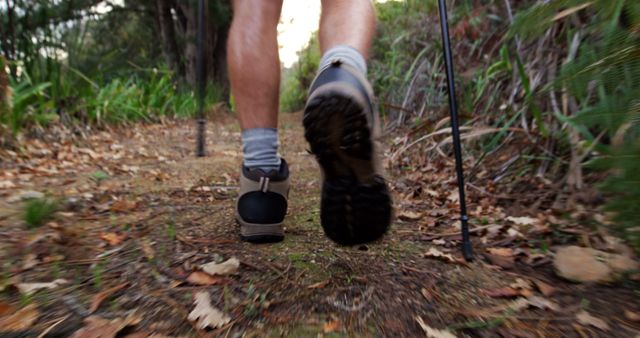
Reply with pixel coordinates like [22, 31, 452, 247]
[319, 45, 367, 75]
[241, 128, 281, 171]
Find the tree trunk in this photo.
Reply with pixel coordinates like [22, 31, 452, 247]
[178, 2, 198, 86]
[155, 0, 183, 77]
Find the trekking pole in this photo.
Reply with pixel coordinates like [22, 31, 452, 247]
[437, 0, 473, 261]
[195, 0, 207, 157]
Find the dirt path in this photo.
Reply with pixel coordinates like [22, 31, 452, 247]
[0, 112, 638, 337]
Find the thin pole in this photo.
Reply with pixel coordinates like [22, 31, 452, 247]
[437, 0, 473, 261]
[195, 0, 206, 157]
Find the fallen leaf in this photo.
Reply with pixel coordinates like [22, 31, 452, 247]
[398, 211, 423, 221]
[526, 296, 560, 312]
[0, 302, 11, 316]
[416, 316, 457, 338]
[506, 216, 538, 225]
[485, 253, 515, 269]
[509, 278, 532, 291]
[533, 279, 557, 296]
[576, 310, 610, 331]
[16, 279, 68, 295]
[186, 272, 225, 286]
[90, 283, 128, 313]
[425, 248, 466, 265]
[101, 232, 126, 246]
[624, 310, 640, 322]
[140, 239, 155, 260]
[486, 247, 513, 256]
[307, 280, 330, 289]
[421, 287, 437, 302]
[22, 253, 39, 270]
[0, 180, 16, 189]
[0, 304, 39, 331]
[446, 190, 459, 203]
[552, 2, 593, 21]
[111, 200, 138, 212]
[323, 319, 341, 333]
[188, 291, 231, 329]
[200, 257, 240, 276]
[77, 148, 99, 159]
[71, 313, 142, 338]
[481, 287, 531, 298]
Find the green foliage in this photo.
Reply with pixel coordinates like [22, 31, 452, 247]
[280, 34, 320, 112]
[2, 64, 221, 133]
[513, 0, 640, 248]
[91, 170, 109, 184]
[23, 198, 57, 229]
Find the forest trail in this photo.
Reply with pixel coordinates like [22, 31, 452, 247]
[0, 111, 638, 337]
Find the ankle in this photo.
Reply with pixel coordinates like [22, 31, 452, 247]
[319, 45, 367, 76]
[241, 128, 281, 171]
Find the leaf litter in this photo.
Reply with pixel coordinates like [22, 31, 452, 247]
[187, 291, 231, 330]
[1, 116, 638, 336]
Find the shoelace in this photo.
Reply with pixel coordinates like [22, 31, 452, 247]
[258, 177, 270, 193]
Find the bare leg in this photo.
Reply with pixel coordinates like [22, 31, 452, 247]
[319, 0, 376, 59]
[228, 0, 283, 130]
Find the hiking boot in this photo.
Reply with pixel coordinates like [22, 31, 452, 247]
[303, 60, 393, 245]
[236, 159, 290, 243]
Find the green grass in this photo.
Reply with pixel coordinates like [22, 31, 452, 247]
[23, 198, 57, 229]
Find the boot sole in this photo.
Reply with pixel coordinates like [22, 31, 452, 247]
[236, 216, 284, 243]
[303, 85, 392, 245]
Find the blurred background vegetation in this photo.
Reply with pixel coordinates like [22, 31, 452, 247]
[1, 0, 639, 248]
[0, 0, 230, 136]
[282, 0, 639, 248]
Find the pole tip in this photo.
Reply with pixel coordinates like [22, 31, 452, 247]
[462, 241, 474, 262]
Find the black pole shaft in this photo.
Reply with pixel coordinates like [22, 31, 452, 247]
[195, 0, 206, 157]
[437, 0, 473, 261]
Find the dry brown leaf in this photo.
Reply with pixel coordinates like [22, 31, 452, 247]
[0, 304, 39, 331]
[101, 232, 126, 246]
[416, 316, 457, 338]
[22, 253, 39, 270]
[200, 257, 240, 276]
[526, 296, 560, 312]
[576, 310, 610, 331]
[486, 248, 513, 256]
[323, 319, 342, 333]
[71, 313, 141, 338]
[485, 253, 515, 269]
[481, 287, 531, 298]
[552, 2, 593, 21]
[111, 200, 138, 212]
[0, 180, 16, 189]
[624, 310, 640, 322]
[307, 280, 330, 289]
[186, 272, 225, 286]
[398, 211, 423, 221]
[188, 291, 231, 329]
[16, 279, 68, 295]
[446, 190, 459, 203]
[90, 282, 128, 313]
[506, 216, 538, 225]
[425, 248, 466, 265]
[140, 239, 155, 260]
[533, 279, 557, 296]
[0, 302, 12, 316]
[509, 278, 532, 291]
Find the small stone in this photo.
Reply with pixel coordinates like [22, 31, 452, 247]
[554, 246, 612, 283]
[554, 245, 639, 283]
[608, 254, 639, 274]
